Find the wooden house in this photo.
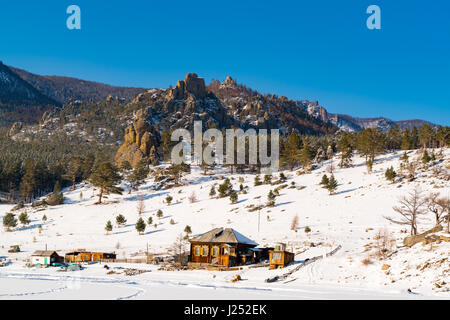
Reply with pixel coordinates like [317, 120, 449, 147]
[269, 243, 294, 269]
[65, 250, 116, 263]
[188, 228, 258, 267]
[31, 251, 63, 266]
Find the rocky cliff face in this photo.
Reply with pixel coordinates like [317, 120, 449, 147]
[114, 109, 161, 168]
[167, 73, 207, 100]
[304, 100, 437, 132]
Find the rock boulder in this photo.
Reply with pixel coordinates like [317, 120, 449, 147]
[114, 109, 160, 168]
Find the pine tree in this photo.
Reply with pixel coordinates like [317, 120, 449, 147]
[119, 160, 132, 173]
[81, 153, 95, 179]
[218, 178, 233, 198]
[116, 214, 127, 227]
[209, 185, 216, 198]
[53, 181, 62, 193]
[149, 145, 160, 166]
[385, 166, 397, 182]
[19, 212, 30, 226]
[230, 191, 238, 204]
[422, 150, 431, 164]
[135, 218, 146, 235]
[66, 156, 82, 191]
[165, 195, 173, 205]
[20, 158, 36, 203]
[419, 124, 434, 149]
[47, 181, 64, 206]
[357, 128, 386, 164]
[279, 172, 287, 182]
[147, 216, 153, 225]
[89, 162, 123, 204]
[157, 209, 163, 218]
[126, 160, 149, 193]
[401, 128, 413, 150]
[337, 132, 353, 168]
[326, 175, 338, 195]
[320, 174, 329, 188]
[3, 212, 17, 231]
[281, 133, 301, 170]
[387, 125, 401, 151]
[267, 190, 276, 207]
[264, 174, 272, 185]
[184, 225, 192, 239]
[105, 220, 113, 234]
[167, 163, 190, 184]
[254, 175, 262, 186]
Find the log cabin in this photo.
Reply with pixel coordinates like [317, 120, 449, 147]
[188, 228, 258, 267]
[65, 250, 116, 263]
[269, 243, 295, 269]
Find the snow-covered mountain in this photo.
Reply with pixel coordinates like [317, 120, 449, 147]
[303, 100, 437, 132]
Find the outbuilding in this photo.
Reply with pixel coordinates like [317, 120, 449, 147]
[269, 243, 294, 269]
[31, 251, 63, 266]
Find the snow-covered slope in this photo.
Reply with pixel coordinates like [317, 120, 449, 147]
[0, 149, 449, 299]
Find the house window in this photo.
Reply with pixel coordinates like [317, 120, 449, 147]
[194, 246, 200, 256]
[272, 252, 282, 260]
[212, 247, 219, 257]
[223, 247, 230, 255]
[201, 246, 209, 256]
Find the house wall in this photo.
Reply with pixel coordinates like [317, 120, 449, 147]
[65, 252, 115, 263]
[31, 256, 47, 265]
[31, 255, 58, 265]
[189, 243, 256, 266]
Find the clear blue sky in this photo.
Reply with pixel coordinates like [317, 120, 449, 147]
[1, 0, 449, 125]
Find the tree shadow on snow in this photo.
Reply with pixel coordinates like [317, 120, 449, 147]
[337, 188, 358, 195]
[275, 201, 294, 207]
[17, 223, 41, 232]
[144, 229, 165, 235]
[113, 230, 131, 235]
[124, 191, 169, 202]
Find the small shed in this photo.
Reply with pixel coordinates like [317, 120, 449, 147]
[189, 227, 258, 267]
[31, 251, 63, 266]
[269, 243, 294, 269]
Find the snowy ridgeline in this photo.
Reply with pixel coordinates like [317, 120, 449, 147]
[0, 148, 449, 299]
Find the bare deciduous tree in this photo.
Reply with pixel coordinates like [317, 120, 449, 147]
[290, 215, 299, 231]
[426, 193, 449, 227]
[384, 187, 427, 235]
[137, 195, 145, 216]
[188, 191, 197, 204]
[406, 161, 418, 180]
[171, 233, 188, 265]
[373, 228, 395, 260]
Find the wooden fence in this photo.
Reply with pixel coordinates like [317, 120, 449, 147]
[265, 245, 342, 283]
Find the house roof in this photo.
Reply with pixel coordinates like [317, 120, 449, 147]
[190, 228, 258, 246]
[32, 250, 58, 257]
